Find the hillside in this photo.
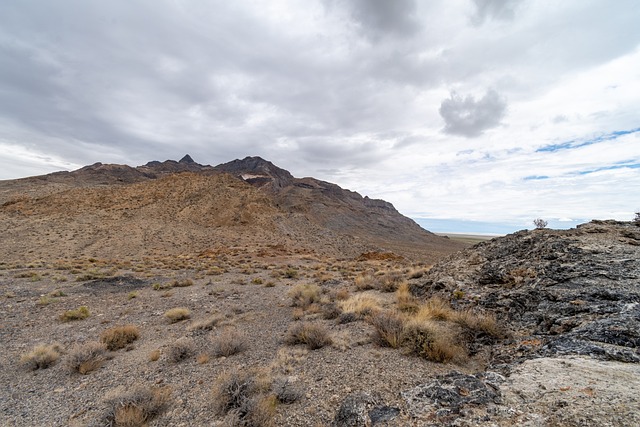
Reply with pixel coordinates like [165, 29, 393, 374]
[0, 156, 462, 263]
[2, 157, 638, 426]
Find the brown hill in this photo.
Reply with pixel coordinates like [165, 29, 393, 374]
[0, 156, 463, 263]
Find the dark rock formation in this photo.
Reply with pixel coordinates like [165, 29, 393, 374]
[331, 392, 400, 427]
[412, 220, 640, 363]
[402, 371, 503, 424]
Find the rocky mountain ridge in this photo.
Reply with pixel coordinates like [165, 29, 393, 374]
[0, 155, 463, 262]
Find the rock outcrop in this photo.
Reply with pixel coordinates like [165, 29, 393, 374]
[412, 220, 640, 364]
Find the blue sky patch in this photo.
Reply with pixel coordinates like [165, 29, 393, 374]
[537, 127, 640, 153]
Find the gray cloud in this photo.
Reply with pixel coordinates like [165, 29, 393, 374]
[471, 0, 522, 25]
[439, 90, 507, 137]
[324, 0, 420, 41]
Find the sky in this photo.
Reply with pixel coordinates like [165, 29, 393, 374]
[1, 0, 639, 234]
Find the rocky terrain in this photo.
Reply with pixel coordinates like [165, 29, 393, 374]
[0, 156, 462, 263]
[0, 157, 638, 426]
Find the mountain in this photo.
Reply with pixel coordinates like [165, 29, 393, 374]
[0, 155, 463, 263]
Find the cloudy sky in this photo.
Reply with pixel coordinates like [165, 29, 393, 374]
[1, 0, 639, 234]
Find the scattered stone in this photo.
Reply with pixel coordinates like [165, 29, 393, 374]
[402, 371, 503, 422]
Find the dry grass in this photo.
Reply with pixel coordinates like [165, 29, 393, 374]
[396, 282, 419, 312]
[171, 278, 194, 287]
[212, 369, 275, 427]
[211, 328, 249, 357]
[272, 376, 303, 404]
[20, 344, 62, 370]
[334, 288, 350, 301]
[370, 311, 405, 349]
[338, 294, 382, 318]
[196, 353, 210, 364]
[284, 322, 333, 350]
[149, 349, 161, 362]
[103, 386, 171, 426]
[59, 305, 90, 322]
[402, 319, 467, 363]
[288, 284, 321, 308]
[67, 341, 108, 374]
[164, 307, 191, 323]
[167, 339, 194, 363]
[376, 270, 405, 292]
[100, 325, 140, 351]
[454, 310, 504, 339]
[354, 273, 376, 291]
[414, 297, 456, 321]
[188, 314, 224, 331]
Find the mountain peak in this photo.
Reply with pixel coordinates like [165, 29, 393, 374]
[214, 156, 294, 188]
[179, 154, 195, 164]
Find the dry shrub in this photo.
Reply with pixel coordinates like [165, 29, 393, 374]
[101, 325, 140, 351]
[407, 267, 426, 279]
[288, 284, 321, 308]
[211, 328, 249, 357]
[370, 311, 405, 349]
[272, 377, 302, 404]
[337, 312, 358, 324]
[377, 270, 405, 292]
[103, 386, 171, 427]
[59, 306, 90, 322]
[197, 353, 210, 364]
[322, 302, 342, 320]
[164, 307, 191, 323]
[67, 341, 108, 374]
[20, 344, 62, 370]
[189, 314, 224, 331]
[213, 369, 275, 427]
[339, 294, 382, 318]
[396, 282, 419, 313]
[415, 297, 456, 321]
[149, 349, 161, 362]
[334, 288, 350, 301]
[284, 322, 332, 350]
[291, 308, 304, 320]
[354, 273, 376, 291]
[167, 339, 194, 363]
[171, 278, 194, 287]
[455, 310, 504, 339]
[402, 319, 467, 363]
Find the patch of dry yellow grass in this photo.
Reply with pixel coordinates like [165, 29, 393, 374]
[339, 294, 383, 318]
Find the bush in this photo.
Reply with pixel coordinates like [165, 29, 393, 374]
[20, 344, 62, 370]
[67, 341, 108, 374]
[635, 211, 640, 224]
[284, 322, 332, 350]
[354, 273, 376, 291]
[59, 306, 90, 322]
[401, 320, 467, 363]
[171, 278, 194, 287]
[101, 325, 140, 351]
[288, 284, 321, 309]
[103, 386, 171, 426]
[164, 307, 190, 323]
[370, 311, 404, 349]
[533, 218, 548, 229]
[338, 294, 382, 318]
[212, 369, 275, 427]
[272, 377, 302, 404]
[376, 270, 405, 292]
[396, 282, 418, 313]
[167, 339, 194, 363]
[211, 329, 249, 357]
[189, 314, 224, 332]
